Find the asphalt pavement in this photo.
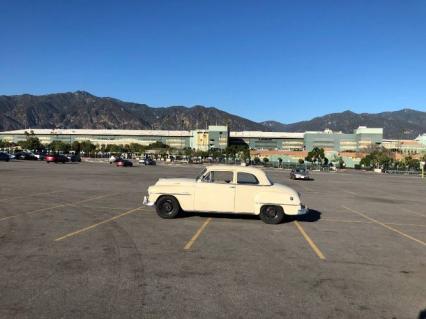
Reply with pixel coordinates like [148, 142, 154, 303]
[0, 161, 425, 319]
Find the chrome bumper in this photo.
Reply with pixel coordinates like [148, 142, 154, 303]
[143, 195, 155, 206]
[297, 204, 309, 215]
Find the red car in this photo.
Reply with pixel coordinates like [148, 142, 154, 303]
[45, 154, 69, 163]
[116, 159, 133, 167]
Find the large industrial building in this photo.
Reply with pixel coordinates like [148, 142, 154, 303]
[1, 126, 425, 156]
[0, 128, 193, 149]
[229, 131, 304, 151]
[304, 127, 383, 152]
[0, 126, 230, 151]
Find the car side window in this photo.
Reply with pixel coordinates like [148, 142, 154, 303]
[237, 172, 259, 185]
[206, 171, 233, 184]
[201, 172, 212, 183]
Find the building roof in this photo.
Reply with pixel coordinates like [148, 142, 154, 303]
[0, 129, 193, 137]
[250, 150, 308, 156]
[415, 133, 426, 144]
[354, 127, 383, 134]
[304, 127, 383, 135]
[230, 131, 304, 139]
[383, 139, 424, 146]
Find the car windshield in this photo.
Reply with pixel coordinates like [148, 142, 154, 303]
[195, 168, 207, 181]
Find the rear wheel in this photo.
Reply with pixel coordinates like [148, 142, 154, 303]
[260, 205, 285, 224]
[156, 196, 181, 219]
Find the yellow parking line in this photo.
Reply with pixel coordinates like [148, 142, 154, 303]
[342, 206, 426, 247]
[321, 218, 426, 229]
[322, 218, 371, 224]
[387, 222, 426, 228]
[54, 206, 143, 241]
[294, 221, 326, 260]
[74, 193, 119, 204]
[322, 218, 426, 228]
[343, 190, 357, 196]
[68, 204, 135, 211]
[0, 204, 67, 222]
[0, 193, 118, 222]
[0, 190, 62, 202]
[402, 208, 426, 218]
[184, 218, 212, 250]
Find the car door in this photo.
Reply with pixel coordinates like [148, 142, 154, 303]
[234, 172, 260, 213]
[194, 170, 235, 212]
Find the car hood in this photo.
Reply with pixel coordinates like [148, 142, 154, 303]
[155, 178, 196, 186]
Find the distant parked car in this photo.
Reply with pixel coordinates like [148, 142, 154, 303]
[116, 159, 133, 167]
[139, 158, 156, 166]
[34, 152, 46, 160]
[0, 152, 10, 162]
[14, 152, 37, 160]
[67, 154, 81, 162]
[290, 167, 310, 180]
[109, 155, 122, 164]
[189, 158, 203, 164]
[45, 154, 69, 163]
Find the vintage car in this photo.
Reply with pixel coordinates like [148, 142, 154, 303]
[143, 165, 307, 224]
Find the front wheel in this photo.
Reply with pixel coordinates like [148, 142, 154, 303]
[260, 205, 285, 224]
[155, 196, 181, 219]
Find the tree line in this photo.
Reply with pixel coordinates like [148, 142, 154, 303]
[304, 146, 425, 170]
[359, 148, 426, 170]
[0, 134, 250, 160]
[1, 134, 424, 169]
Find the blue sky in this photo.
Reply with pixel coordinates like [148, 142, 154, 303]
[1, 0, 426, 123]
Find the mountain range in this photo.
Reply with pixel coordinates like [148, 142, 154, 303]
[0, 91, 425, 139]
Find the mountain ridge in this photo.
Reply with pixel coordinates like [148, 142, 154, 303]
[0, 91, 425, 139]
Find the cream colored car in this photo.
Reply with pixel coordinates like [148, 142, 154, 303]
[143, 165, 308, 224]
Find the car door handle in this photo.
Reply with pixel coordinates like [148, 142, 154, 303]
[228, 186, 235, 188]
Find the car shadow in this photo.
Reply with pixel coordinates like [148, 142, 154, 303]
[178, 209, 321, 224]
[286, 209, 321, 223]
[178, 211, 259, 221]
[419, 309, 426, 319]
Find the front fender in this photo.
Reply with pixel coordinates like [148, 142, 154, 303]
[146, 185, 194, 211]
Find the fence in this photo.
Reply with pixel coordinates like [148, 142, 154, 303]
[384, 169, 421, 176]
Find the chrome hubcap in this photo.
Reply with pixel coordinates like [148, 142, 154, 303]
[162, 201, 173, 213]
[265, 207, 277, 218]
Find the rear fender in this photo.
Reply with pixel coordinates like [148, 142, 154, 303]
[254, 192, 300, 215]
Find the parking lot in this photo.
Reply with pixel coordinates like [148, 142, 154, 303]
[0, 161, 425, 319]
